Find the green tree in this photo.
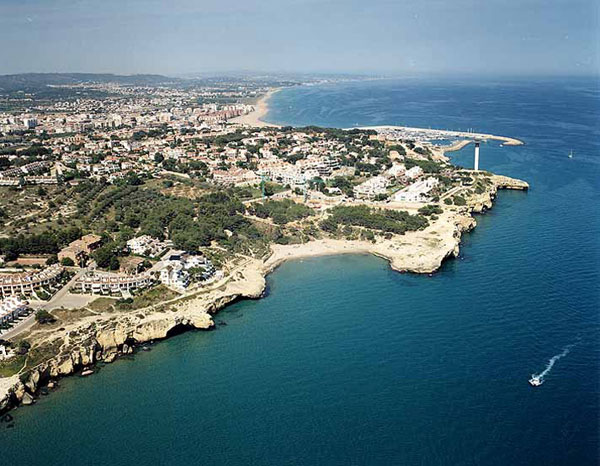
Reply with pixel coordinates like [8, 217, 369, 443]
[35, 310, 56, 325]
[109, 256, 120, 270]
[60, 257, 75, 266]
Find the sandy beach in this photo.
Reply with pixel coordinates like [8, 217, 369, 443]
[231, 89, 282, 128]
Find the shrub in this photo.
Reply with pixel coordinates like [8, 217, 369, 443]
[35, 310, 56, 325]
[453, 195, 467, 206]
[60, 257, 75, 266]
[418, 205, 443, 216]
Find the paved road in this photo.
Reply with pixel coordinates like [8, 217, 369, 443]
[43, 269, 85, 310]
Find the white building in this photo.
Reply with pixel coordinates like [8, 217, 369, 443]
[0, 296, 28, 324]
[23, 118, 38, 129]
[353, 175, 390, 199]
[156, 263, 189, 290]
[386, 163, 406, 178]
[393, 177, 439, 203]
[127, 235, 169, 258]
[405, 166, 424, 180]
[150, 250, 216, 289]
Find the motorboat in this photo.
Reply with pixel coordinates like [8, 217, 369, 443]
[529, 375, 542, 387]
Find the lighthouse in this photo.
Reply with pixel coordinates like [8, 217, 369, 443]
[474, 141, 480, 171]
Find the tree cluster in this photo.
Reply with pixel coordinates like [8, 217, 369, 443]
[249, 199, 314, 225]
[320, 205, 429, 235]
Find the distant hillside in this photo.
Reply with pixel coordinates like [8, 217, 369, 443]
[0, 73, 181, 91]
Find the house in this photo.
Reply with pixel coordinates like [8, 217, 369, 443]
[75, 271, 153, 295]
[119, 256, 146, 275]
[126, 235, 169, 257]
[0, 264, 63, 298]
[353, 175, 390, 199]
[405, 166, 424, 180]
[393, 177, 439, 203]
[58, 234, 102, 267]
[0, 296, 28, 324]
[149, 250, 216, 289]
[386, 163, 406, 178]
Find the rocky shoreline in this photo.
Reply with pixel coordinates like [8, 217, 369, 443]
[0, 174, 528, 416]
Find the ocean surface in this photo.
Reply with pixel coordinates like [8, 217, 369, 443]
[2, 77, 599, 465]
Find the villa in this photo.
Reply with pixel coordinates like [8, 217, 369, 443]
[353, 175, 390, 199]
[58, 234, 103, 266]
[393, 177, 439, 203]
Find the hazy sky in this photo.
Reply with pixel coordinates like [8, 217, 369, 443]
[0, 0, 598, 76]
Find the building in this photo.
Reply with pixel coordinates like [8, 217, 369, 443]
[212, 168, 260, 186]
[127, 235, 169, 258]
[119, 256, 146, 275]
[393, 177, 439, 203]
[353, 175, 390, 199]
[23, 118, 38, 129]
[386, 163, 406, 178]
[149, 250, 215, 290]
[405, 166, 424, 180]
[0, 296, 28, 325]
[75, 271, 154, 295]
[58, 234, 102, 266]
[0, 264, 63, 298]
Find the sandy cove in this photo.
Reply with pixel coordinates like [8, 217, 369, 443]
[0, 174, 528, 414]
[230, 89, 282, 128]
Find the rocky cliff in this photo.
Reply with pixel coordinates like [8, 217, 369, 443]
[0, 260, 266, 413]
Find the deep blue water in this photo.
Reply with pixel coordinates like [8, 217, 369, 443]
[2, 77, 599, 465]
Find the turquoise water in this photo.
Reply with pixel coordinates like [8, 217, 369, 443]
[2, 77, 599, 465]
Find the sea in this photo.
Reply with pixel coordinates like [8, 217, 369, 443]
[2, 77, 599, 465]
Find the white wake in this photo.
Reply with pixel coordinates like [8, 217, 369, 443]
[532, 344, 575, 384]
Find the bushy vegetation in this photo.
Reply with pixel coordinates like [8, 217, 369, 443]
[35, 310, 56, 325]
[320, 205, 428, 235]
[418, 205, 443, 216]
[249, 199, 314, 225]
[0, 227, 82, 259]
[453, 195, 467, 206]
[405, 158, 443, 174]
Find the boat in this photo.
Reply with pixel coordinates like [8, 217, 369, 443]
[81, 369, 94, 377]
[568, 150, 574, 159]
[529, 375, 542, 387]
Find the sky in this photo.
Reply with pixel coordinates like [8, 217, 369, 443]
[0, 0, 598, 76]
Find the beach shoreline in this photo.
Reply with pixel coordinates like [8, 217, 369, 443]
[230, 89, 282, 128]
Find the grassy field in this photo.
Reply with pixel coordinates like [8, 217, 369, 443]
[0, 353, 26, 377]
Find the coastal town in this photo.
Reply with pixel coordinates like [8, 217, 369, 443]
[0, 75, 527, 416]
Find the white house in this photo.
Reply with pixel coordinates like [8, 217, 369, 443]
[353, 175, 390, 199]
[393, 177, 439, 203]
[405, 166, 424, 180]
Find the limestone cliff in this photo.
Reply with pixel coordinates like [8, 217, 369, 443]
[0, 260, 266, 414]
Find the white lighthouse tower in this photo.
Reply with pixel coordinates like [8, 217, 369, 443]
[474, 141, 481, 171]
